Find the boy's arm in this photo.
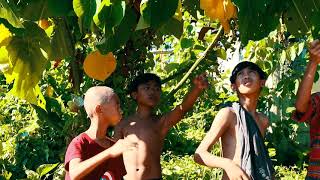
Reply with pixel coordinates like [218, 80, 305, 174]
[68, 139, 134, 180]
[161, 74, 208, 134]
[295, 40, 320, 113]
[258, 113, 270, 137]
[194, 108, 249, 180]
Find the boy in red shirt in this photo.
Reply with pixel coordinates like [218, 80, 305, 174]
[64, 86, 136, 180]
[293, 40, 320, 179]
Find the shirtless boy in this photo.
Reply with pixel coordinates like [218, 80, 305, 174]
[115, 73, 208, 179]
[194, 62, 274, 180]
[64, 86, 136, 180]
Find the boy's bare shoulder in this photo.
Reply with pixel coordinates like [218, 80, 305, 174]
[215, 107, 237, 122]
[219, 107, 236, 116]
[257, 112, 270, 128]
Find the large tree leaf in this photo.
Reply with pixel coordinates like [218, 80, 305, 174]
[96, 7, 137, 54]
[233, 0, 287, 44]
[36, 163, 59, 177]
[0, 0, 23, 28]
[140, 0, 179, 28]
[13, 0, 73, 21]
[284, 0, 320, 38]
[93, 0, 126, 30]
[50, 19, 74, 60]
[0, 24, 12, 46]
[73, 0, 97, 34]
[312, 11, 320, 39]
[157, 17, 183, 38]
[0, 21, 51, 109]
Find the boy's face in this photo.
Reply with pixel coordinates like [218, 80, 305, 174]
[99, 95, 122, 126]
[231, 67, 265, 95]
[132, 80, 161, 108]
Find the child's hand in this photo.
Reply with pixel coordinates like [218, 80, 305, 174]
[225, 162, 250, 180]
[193, 73, 209, 90]
[309, 39, 320, 64]
[109, 138, 138, 157]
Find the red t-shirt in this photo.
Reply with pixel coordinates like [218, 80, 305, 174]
[64, 133, 126, 180]
[292, 92, 320, 179]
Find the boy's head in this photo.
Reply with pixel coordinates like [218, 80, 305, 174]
[128, 73, 162, 108]
[84, 86, 122, 126]
[230, 61, 267, 95]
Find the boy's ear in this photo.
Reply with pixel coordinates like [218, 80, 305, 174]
[231, 84, 237, 92]
[95, 104, 102, 114]
[131, 92, 137, 100]
[260, 80, 266, 87]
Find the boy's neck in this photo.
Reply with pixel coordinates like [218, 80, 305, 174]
[136, 105, 153, 119]
[238, 94, 259, 114]
[86, 118, 109, 140]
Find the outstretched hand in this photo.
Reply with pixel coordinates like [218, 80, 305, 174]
[309, 39, 320, 64]
[193, 73, 209, 90]
[108, 138, 138, 158]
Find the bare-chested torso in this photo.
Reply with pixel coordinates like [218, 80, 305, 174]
[117, 114, 165, 180]
[220, 108, 268, 180]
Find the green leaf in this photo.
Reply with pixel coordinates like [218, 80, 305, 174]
[180, 38, 194, 49]
[15, 0, 73, 21]
[96, 7, 137, 54]
[140, 0, 179, 28]
[0, 21, 50, 109]
[286, 107, 295, 114]
[216, 48, 227, 59]
[136, 15, 150, 30]
[164, 63, 179, 73]
[50, 19, 74, 60]
[36, 163, 59, 177]
[93, 0, 126, 30]
[233, 0, 286, 44]
[73, 0, 97, 34]
[284, 0, 320, 38]
[311, 11, 320, 39]
[25, 169, 40, 179]
[158, 17, 183, 38]
[268, 148, 276, 158]
[0, 0, 23, 28]
[183, 0, 204, 18]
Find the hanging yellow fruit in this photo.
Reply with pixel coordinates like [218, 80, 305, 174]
[83, 51, 117, 81]
[200, 0, 237, 32]
[38, 19, 51, 30]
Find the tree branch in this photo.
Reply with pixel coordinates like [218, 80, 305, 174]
[168, 25, 223, 96]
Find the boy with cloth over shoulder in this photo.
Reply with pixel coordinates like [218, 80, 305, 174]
[194, 61, 275, 180]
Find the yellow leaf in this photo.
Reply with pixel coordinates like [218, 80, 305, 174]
[0, 24, 12, 46]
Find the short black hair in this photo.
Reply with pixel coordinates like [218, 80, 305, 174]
[230, 61, 267, 84]
[128, 73, 162, 94]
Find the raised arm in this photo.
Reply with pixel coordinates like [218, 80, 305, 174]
[295, 40, 320, 113]
[194, 108, 249, 180]
[161, 74, 208, 134]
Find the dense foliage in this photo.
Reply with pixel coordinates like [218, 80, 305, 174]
[1, 0, 320, 179]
